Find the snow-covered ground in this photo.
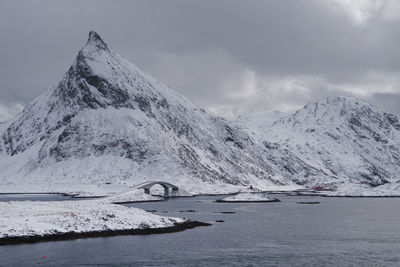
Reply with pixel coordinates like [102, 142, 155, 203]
[325, 183, 400, 197]
[101, 189, 163, 203]
[0, 180, 304, 199]
[217, 192, 280, 202]
[0, 200, 187, 240]
[0, 183, 130, 197]
[0, 180, 243, 197]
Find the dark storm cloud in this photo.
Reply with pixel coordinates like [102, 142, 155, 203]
[0, 0, 399, 121]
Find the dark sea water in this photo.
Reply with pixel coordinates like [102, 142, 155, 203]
[1, 194, 400, 266]
[0, 193, 73, 202]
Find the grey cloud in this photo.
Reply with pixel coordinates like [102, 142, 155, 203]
[0, 0, 399, 121]
[0, 102, 24, 122]
[368, 93, 400, 116]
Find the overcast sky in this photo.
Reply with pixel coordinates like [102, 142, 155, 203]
[1, 0, 400, 121]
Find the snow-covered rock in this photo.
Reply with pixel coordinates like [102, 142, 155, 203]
[0, 31, 326, 195]
[0, 200, 186, 239]
[216, 192, 280, 202]
[238, 96, 400, 195]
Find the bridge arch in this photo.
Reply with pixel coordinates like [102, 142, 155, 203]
[137, 181, 179, 197]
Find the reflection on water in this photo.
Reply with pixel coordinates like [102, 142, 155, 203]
[1, 194, 400, 266]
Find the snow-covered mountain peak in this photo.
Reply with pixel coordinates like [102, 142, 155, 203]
[86, 31, 108, 51]
[78, 31, 115, 74]
[280, 96, 398, 132]
[1, 32, 192, 157]
[51, 31, 178, 113]
[2, 31, 321, 193]
[244, 96, 400, 190]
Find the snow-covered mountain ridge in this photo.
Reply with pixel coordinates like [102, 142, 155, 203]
[237, 96, 400, 195]
[2, 32, 397, 196]
[0, 32, 325, 194]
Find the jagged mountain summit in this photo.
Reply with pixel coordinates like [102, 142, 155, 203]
[0, 31, 322, 194]
[237, 96, 400, 195]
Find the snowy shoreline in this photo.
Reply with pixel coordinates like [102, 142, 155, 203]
[1, 189, 399, 246]
[3, 189, 400, 199]
[0, 200, 210, 246]
[0, 220, 210, 246]
[216, 192, 281, 203]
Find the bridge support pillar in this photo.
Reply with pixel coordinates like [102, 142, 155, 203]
[164, 187, 169, 197]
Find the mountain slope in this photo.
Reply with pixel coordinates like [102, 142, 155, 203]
[0, 32, 322, 194]
[235, 111, 288, 138]
[238, 97, 400, 194]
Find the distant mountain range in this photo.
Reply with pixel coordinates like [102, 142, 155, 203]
[236, 96, 400, 195]
[1, 32, 399, 196]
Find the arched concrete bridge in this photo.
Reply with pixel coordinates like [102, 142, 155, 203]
[137, 181, 179, 197]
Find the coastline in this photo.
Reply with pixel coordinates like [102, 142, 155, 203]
[0, 220, 211, 246]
